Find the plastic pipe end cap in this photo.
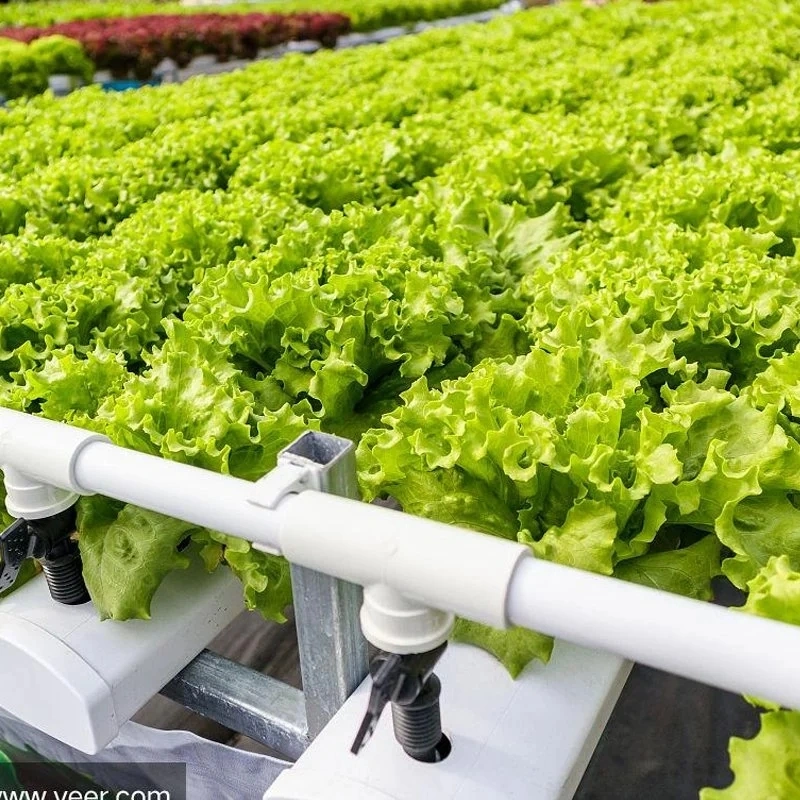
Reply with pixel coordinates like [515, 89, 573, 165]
[360, 584, 455, 655]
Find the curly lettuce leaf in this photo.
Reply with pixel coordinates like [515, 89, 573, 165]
[452, 620, 554, 679]
[77, 496, 197, 621]
[701, 712, 800, 800]
[190, 531, 293, 623]
[615, 535, 722, 600]
[743, 555, 800, 626]
[528, 500, 619, 575]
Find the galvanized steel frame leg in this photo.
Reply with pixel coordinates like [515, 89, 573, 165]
[280, 431, 370, 738]
[291, 566, 369, 737]
[160, 431, 369, 757]
[162, 650, 310, 760]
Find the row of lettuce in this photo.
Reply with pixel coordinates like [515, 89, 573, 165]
[1, 12, 352, 85]
[1, 0, 800, 793]
[0, 0, 503, 97]
[0, 0, 502, 31]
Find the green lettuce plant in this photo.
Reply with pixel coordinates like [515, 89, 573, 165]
[2, 2, 800, 792]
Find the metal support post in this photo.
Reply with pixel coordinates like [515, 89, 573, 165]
[281, 432, 371, 738]
[160, 432, 370, 756]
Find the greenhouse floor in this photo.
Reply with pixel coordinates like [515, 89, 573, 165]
[133, 579, 759, 798]
[576, 666, 759, 798]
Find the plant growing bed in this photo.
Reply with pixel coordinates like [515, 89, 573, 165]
[1, 0, 800, 793]
[0, 33, 91, 97]
[0, 12, 351, 78]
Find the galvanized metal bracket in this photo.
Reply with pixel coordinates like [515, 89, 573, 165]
[160, 431, 370, 758]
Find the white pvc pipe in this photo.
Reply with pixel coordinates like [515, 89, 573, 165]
[74, 441, 281, 546]
[5, 409, 800, 708]
[507, 557, 800, 710]
[276, 491, 528, 629]
[0, 407, 105, 494]
[280, 493, 800, 710]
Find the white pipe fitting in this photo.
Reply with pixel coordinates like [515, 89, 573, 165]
[0, 409, 107, 496]
[360, 585, 454, 654]
[277, 491, 529, 629]
[2, 466, 78, 520]
[0, 412, 527, 633]
[5, 410, 800, 711]
[0, 409, 107, 520]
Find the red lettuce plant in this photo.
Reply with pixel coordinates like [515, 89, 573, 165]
[0, 12, 351, 78]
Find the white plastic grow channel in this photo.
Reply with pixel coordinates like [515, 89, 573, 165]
[0, 408, 799, 798]
[0, 561, 242, 753]
[265, 641, 630, 800]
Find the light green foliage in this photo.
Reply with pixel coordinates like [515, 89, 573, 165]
[4, 6, 800, 791]
[744, 555, 800, 626]
[700, 712, 800, 800]
[77, 496, 197, 620]
[616, 536, 722, 600]
[0, 0, 794, 631]
[0, 36, 92, 99]
[452, 621, 553, 678]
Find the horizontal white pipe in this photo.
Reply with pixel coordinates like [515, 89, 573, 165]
[5, 409, 800, 708]
[0, 408, 104, 494]
[283, 494, 800, 710]
[74, 441, 281, 546]
[507, 557, 800, 710]
[277, 491, 528, 629]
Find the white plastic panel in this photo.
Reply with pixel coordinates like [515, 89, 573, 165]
[0, 562, 243, 754]
[266, 641, 631, 800]
[0, 614, 117, 753]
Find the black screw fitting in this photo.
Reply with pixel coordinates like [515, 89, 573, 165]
[392, 672, 446, 762]
[351, 642, 450, 763]
[0, 505, 90, 605]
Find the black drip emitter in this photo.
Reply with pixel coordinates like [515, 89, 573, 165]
[351, 642, 450, 763]
[0, 503, 90, 605]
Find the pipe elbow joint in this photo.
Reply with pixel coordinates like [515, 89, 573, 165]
[0, 409, 109, 519]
